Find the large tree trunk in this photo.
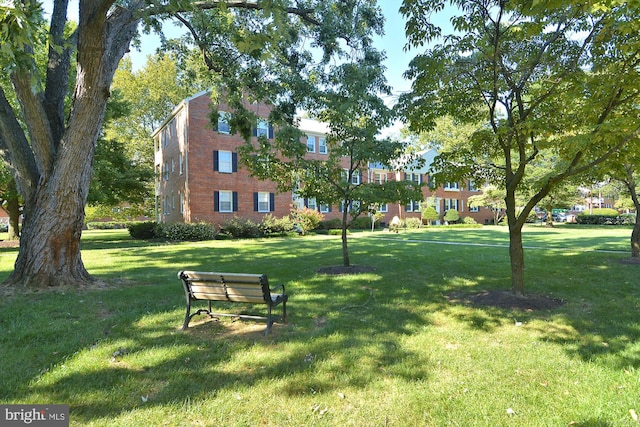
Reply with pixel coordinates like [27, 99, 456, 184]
[6, 128, 97, 288]
[508, 224, 526, 296]
[341, 205, 350, 267]
[1, 0, 139, 289]
[505, 185, 526, 296]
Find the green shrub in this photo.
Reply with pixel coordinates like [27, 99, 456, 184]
[591, 208, 619, 216]
[160, 222, 217, 241]
[405, 217, 422, 229]
[128, 221, 160, 239]
[463, 216, 478, 225]
[259, 214, 293, 236]
[221, 216, 263, 238]
[329, 229, 347, 235]
[349, 216, 375, 230]
[291, 207, 324, 234]
[319, 218, 342, 230]
[576, 208, 625, 225]
[421, 206, 440, 225]
[443, 209, 461, 224]
[88, 221, 130, 230]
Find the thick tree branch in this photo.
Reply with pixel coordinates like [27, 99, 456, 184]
[0, 86, 39, 199]
[44, 0, 73, 145]
[10, 71, 55, 177]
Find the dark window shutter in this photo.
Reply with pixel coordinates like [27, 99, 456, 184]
[214, 191, 219, 212]
[253, 192, 258, 211]
[213, 151, 219, 171]
[304, 198, 309, 208]
[270, 193, 275, 212]
[268, 125, 274, 139]
[328, 205, 332, 213]
[233, 192, 238, 212]
[252, 126, 257, 137]
[232, 152, 238, 172]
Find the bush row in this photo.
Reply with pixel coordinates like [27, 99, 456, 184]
[128, 221, 217, 241]
[576, 213, 635, 225]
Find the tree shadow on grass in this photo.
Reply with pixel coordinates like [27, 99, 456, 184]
[0, 259, 432, 424]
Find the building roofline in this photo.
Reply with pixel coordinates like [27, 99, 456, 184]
[151, 90, 211, 137]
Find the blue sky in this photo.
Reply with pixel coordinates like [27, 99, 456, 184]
[128, 3, 443, 102]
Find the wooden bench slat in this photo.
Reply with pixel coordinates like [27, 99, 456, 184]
[178, 270, 287, 335]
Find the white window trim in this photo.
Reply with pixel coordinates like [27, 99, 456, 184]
[257, 191, 270, 212]
[318, 137, 327, 154]
[219, 191, 233, 213]
[218, 150, 233, 173]
[257, 119, 269, 137]
[306, 135, 316, 153]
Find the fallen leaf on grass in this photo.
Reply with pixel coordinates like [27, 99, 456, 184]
[630, 409, 638, 422]
[337, 392, 345, 399]
[506, 408, 516, 416]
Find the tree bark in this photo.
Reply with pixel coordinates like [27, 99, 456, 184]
[341, 205, 350, 267]
[508, 224, 526, 296]
[1, 0, 139, 289]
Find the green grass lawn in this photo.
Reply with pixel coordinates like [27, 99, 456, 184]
[1, 226, 639, 426]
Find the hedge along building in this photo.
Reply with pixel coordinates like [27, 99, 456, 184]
[153, 92, 495, 228]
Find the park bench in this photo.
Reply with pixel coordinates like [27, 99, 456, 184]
[177, 270, 288, 335]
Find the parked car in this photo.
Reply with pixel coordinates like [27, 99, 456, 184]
[552, 212, 567, 222]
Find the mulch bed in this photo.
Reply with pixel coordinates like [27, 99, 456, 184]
[449, 290, 565, 311]
[0, 240, 19, 248]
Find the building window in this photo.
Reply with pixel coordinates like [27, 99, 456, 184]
[218, 112, 231, 134]
[307, 135, 316, 153]
[306, 198, 317, 210]
[377, 204, 388, 213]
[214, 150, 237, 173]
[319, 204, 331, 213]
[179, 191, 184, 214]
[216, 191, 234, 213]
[351, 170, 361, 185]
[444, 182, 459, 191]
[319, 137, 327, 154]
[469, 205, 480, 212]
[373, 171, 387, 184]
[406, 173, 422, 184]
[444, 198, 460, 211]
[256, 119, 270, 138]
[179, 152, 184, 175]
[255, 192, 272, 212]
[468, 180, 479, 191]
[406, 200, 421, 212]
[218, 150, 232, 173]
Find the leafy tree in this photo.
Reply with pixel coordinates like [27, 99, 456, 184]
[421, 206, 439, 225]
[0, 0, 386, 289]
[240, 48, 424, 267]
[443, 209, 460, 224]
[400, 0, 640, 295]
[467, 186, 506, 225]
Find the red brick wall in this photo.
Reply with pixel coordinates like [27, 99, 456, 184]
[155, 92, 496, 228]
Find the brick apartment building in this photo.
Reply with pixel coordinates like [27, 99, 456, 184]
[152, 91, 495, 228]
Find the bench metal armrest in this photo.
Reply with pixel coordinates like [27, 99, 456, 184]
[270, 283, 285, 294]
